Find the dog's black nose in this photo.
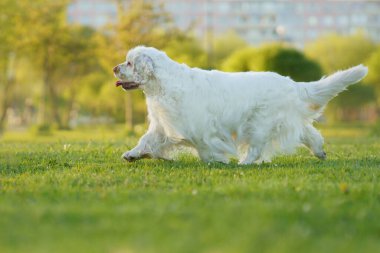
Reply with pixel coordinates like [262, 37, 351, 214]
[113, 65, 119, 73]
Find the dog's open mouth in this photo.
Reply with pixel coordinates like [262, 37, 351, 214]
[115, 80, 140, 90]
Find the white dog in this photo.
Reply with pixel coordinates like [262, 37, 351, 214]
[113, 46, 367, 164]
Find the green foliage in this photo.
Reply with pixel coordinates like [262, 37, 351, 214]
[93, 1, 210, 126]
[96, 1, 199, 127]
[0, 0, 24, 132]
[20, 0, 70, 59]
[0, 0, 378, 132]
[329, 85, 376, 108]
[325, 85, 377, 123]
[18, 0, 73, 127]
[1, 127, 380, 253]
[164, 30, 208, 68]
[51, 26, 101, 128]
[306, 34, 378, 120]
[98, 0, 174, 69]
[366, 47, 380, 103]
[222, 44, 322, 81]
[305, 33, 376, 74]
[0, 0, 17, 68]
[211, 30, 248, 68]
[29, 123, 54, 136]
[221, 47, 255, 72]
[370, 120, 380, 137]
[366, 47, 380, 85]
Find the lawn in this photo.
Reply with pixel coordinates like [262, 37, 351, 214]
[1, 125, 379, 253]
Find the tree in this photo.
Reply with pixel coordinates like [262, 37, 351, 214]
[222, 44, 322, 82]
[10, 0, 100, 130]
[324, 85, 376, 122]
[306, 33, 377, 122]
[164, 30, 208, 69]
[366, 47, 380, 104]
[0, 0, 21, 134]
[50, 26, 101, 129]
[97, 0, 204, 129]
[98, 1, 164, 129]
[21, 0, 70, 128]
[305, 33, 375, 74]
[365, 47, 380, 125]
[211, 30, 248, 69]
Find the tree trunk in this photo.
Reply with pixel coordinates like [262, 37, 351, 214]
[0, 98, 9, 136]
[61, 68, 79, 130]
[0, 81, 11, 135]
[61, 83, 76, 130]
[38, 47, 62, 127]
[48, 82, 63, 128]
[38, 52, 50, 126]
[0, 53, 16, 136]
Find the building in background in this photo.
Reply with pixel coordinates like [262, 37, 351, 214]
[68, 0, 380, 47]
[67, 0, 117, 28]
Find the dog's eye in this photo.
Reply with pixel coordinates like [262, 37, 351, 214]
[127, 61, 132, 67]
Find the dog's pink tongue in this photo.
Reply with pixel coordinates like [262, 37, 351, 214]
[115, 80, 123, 87]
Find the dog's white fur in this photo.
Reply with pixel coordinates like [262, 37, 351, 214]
[114, 46, 368, 164]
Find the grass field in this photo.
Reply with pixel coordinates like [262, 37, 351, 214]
[1, 125, 380, 253]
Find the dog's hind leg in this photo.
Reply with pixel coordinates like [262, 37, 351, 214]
[301, 124, 326, 160]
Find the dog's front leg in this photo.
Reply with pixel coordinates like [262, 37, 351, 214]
[122, 130, 170, 162]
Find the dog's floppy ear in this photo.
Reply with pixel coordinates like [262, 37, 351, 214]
[134, 54, 155, 79]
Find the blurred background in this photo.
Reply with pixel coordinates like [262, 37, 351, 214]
[1, 0, 380, 137]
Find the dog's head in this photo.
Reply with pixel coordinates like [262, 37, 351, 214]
[113, 47, 155, 91]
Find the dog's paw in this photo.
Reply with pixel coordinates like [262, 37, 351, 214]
[315, 151, 327, 160]
[121, 151, 139, 162]
[238, 158, 271, 165]
[254, 158, 271, 165]
[238, 160, 252, 165]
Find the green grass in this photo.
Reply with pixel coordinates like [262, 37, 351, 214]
[1, 126, 380, 253]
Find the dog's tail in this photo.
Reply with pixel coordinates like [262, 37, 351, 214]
[298, 65, 368, 109]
